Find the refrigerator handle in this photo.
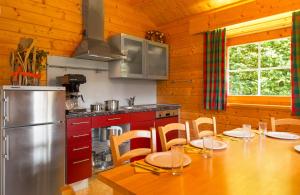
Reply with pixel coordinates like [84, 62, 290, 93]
[3, 135, 9, 160]
[3, 97, 9, 122]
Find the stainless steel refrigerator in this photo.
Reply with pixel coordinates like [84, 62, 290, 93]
[0, 86, 66, 195]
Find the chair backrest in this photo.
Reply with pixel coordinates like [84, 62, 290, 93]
[158, 122, 190, 151]
[192, 117, 217, 138]
[271, 117, 300, 131]
[110, 129, 156, 166]
[107, 126, 123, 136]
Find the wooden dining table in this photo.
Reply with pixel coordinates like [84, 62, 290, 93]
[98, 135, 300, 195]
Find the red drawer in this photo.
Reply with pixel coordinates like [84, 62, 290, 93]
[67, 156, 92, 184]
[92, 114, 130, 128]
[67, 117, 91, 135]
[130, 112, 155, 122]
[67, 143, 92, 161]
[67, 130, 91, 147]
[91, 115, 106, 127]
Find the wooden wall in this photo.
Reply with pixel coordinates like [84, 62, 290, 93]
[0, 0, 155, 85]
[157, 4, 299, 133]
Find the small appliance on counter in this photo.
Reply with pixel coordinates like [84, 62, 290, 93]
[57, 74, 87, 113]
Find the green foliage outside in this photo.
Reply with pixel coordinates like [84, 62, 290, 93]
[228, 38, 291, 96]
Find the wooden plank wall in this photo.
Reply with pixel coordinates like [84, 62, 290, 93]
[0, 0, 155, 85]
[157, 7, 299, 133]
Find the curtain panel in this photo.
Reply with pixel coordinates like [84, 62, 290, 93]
[203, 29, 227, 110]
[292, 11, 300, 116]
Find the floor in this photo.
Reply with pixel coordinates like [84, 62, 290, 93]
[75, 176, 113, 195]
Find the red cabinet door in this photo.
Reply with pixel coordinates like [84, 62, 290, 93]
[130, 112, 155, 122]
[155, 116, 179, 152]
[67, 156, 92, 184]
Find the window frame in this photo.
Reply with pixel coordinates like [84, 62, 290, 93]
[226, 37, 291, 106]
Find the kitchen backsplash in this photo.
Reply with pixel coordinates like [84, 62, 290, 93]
[47, 56, 156, 108]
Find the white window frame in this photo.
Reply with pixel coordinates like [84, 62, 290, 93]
[227, 38, 291, 96]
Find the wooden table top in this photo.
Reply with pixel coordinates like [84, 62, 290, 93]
[98, 136, 300, 195]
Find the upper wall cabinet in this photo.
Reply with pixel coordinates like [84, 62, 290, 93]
[146, 41, 168, 80]
[108, 34, 168, 80]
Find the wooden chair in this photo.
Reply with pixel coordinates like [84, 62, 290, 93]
[271, 117, 300, 131]
[192, 116, 217, 138]
[110, 129, 156, 166]
[158, 122, 190, 151]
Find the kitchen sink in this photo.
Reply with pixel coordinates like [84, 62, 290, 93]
[121, 104, 157, 110]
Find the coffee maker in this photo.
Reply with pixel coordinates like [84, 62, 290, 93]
[57, 74, 87, 113]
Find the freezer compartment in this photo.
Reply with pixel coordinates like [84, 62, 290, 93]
[2, 123, 65, 195]
[2, 89, 65, 128]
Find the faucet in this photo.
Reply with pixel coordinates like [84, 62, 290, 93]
[127, 96, 135, 107]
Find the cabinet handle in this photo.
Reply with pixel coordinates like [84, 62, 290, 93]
[72, 158, 90, 165]
[73, 146, 89, 151]
[72, 121, 89, 125]
[73, 133, 90, 138]
[107, 117, 121, 121]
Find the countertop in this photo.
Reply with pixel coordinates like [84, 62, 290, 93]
[66, 104, 181, 119]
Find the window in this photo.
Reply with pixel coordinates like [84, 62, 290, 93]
[228, 38, 291, 96]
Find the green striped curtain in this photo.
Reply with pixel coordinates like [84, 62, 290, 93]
[292, 11, 300, 116]
[203, 29, 227, 110]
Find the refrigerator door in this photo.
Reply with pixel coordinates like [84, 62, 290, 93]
[3, 123, 65, 195]
[2, 88, 65, 128]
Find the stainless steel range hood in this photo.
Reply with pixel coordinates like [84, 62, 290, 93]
[73, 0, 123, 61]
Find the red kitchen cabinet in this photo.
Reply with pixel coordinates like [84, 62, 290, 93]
[66, 117, 92, 184]
[130, 112, 155, 161]
[130, 111, 155, 122]
[155, 116, 179, 152]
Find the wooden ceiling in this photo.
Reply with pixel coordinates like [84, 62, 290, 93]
[226, 12, 292, 38]
[124, 0, 255, 26]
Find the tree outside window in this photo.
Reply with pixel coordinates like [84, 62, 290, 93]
[228, 38, 291, 96]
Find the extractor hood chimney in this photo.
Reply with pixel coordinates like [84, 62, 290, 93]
[73, 0, 123, 61]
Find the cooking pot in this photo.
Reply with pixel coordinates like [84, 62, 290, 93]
[90, 104, 103, 112]
[104, 100, 119, 111]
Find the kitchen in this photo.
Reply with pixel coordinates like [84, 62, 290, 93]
[1, 0, 300, 195]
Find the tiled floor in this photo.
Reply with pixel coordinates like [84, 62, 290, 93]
[75, 176, 113, 195]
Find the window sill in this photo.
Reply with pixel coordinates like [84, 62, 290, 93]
[227, 96, 291, 110]
[227, 103, 291, 110]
